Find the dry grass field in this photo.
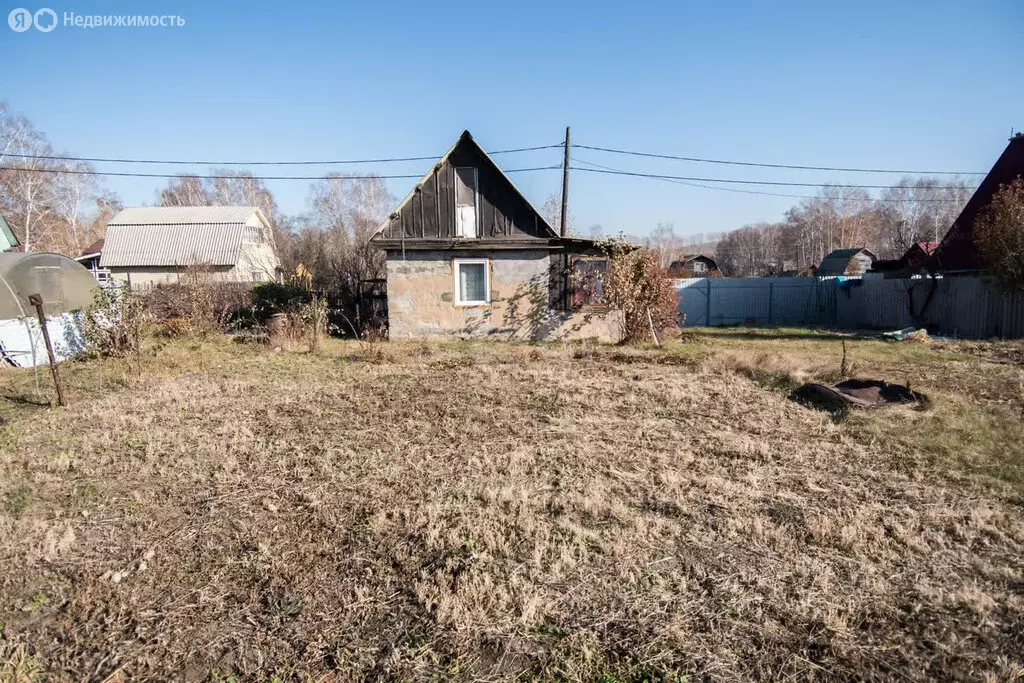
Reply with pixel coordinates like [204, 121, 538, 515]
[1, 329, 1023, 681]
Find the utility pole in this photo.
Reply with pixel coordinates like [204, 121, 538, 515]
[560, 126, 571, 237]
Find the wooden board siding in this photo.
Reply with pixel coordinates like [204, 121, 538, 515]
[378, 136, 552, 243]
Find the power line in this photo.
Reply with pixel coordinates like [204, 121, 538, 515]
[573, 157, 974, 202]
[0, 144, 562, 167]
[574, 156, 822, 200]
[569, 165, 979, 192]
[2, 142, 983, 177]
[1, 158, 974, 199]
[0, 165, 562, 180]
[572, 143, 984, 176]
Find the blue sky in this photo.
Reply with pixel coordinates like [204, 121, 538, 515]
[1, 0, 1022, 237]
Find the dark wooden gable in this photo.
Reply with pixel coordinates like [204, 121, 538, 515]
[929, 134, 1024, 273]
[375, 132, 556, 243]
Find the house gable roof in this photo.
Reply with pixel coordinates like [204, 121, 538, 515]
[928, 134, 1024, 273]
[371, 130, 558, 246]
[100, 206, 268, 268]
[817, 247, 876, 276]
[74, 238, 105, 262]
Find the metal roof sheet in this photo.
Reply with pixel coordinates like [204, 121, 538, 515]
[108, 206, 259, 226]
[100, 222, 246, 267]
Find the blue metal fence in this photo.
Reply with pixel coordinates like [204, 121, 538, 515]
[676, 275, 1024, 339]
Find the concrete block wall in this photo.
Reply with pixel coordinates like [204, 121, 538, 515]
[385, 249, 622, 342]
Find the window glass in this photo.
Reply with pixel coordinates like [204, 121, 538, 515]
[457, 261, 488, 303]
[242, 227, 262, 244]
[571, 258, 607, 307]
[455, 167, 477, 205]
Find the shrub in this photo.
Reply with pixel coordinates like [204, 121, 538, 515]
[144, 266, 252, 336]
[82, 285, 145, 358]
[598, 240, 680, 343]
[294, 295, 329, 352]
[975, 176, 1024, 289]
[250, 282, 312, 323]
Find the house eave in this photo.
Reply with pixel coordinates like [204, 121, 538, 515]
[375, 236, 605, 252]
[377, 239, 560, 252]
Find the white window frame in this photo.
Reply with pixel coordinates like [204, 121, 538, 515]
[242, 226, 263, 245]
[453, 258, 490, 306]
[454, 167, 479, 239]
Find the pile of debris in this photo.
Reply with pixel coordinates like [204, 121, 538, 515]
[790, 378, 930, 418]
[881, 327, 930, 343]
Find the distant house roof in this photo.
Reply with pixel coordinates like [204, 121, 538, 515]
[100, 206, 269, 268]
[929, 134, 1024, 273]
[78, 238, 104, 258]
[817, 248, 876, 276]
[916, 241, 940, 255]
[667, 254, 720, 278]
[0, 214, 19, 252]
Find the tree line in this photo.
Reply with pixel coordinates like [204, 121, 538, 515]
[713, 182, 972, 277]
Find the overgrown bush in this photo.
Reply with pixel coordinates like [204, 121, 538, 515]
[975, 176, 1024, 289]
[144, 266, 252, 336]
[295, 295, 329, 352]
[598, 240, 680, 343]
[250, 282, 312, 323]
[264, 295, 331, 352]
[82, 285, 145, 357]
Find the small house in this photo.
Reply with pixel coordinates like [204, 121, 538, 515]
[100, 206, 282, 287]
[74, 238, 109, 284]
[668, 254, 721, 278]
[870, 242, 939, 278]
[369, 130, 622, 341]
[817, 248, 876, 277]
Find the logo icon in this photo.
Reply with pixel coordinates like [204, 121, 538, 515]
[8, 7, 32, 31]
[33, 7, 56, 31]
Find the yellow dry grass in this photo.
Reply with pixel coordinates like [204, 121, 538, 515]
[1, 330, 1022, 681]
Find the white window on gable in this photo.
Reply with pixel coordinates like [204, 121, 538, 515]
[454, 258, 489, 306]
[692, 260, 707, 273]
[454, 167, 479, 238]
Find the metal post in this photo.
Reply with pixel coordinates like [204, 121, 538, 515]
[767, 282, 774, 326]
[560, 126, 571, 237]
[28, 293, 66, 407]
[704, 280, 712, 326]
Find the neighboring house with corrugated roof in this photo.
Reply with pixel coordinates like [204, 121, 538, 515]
[817, 248, 876, 277]
[100, 206, 281, 286]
